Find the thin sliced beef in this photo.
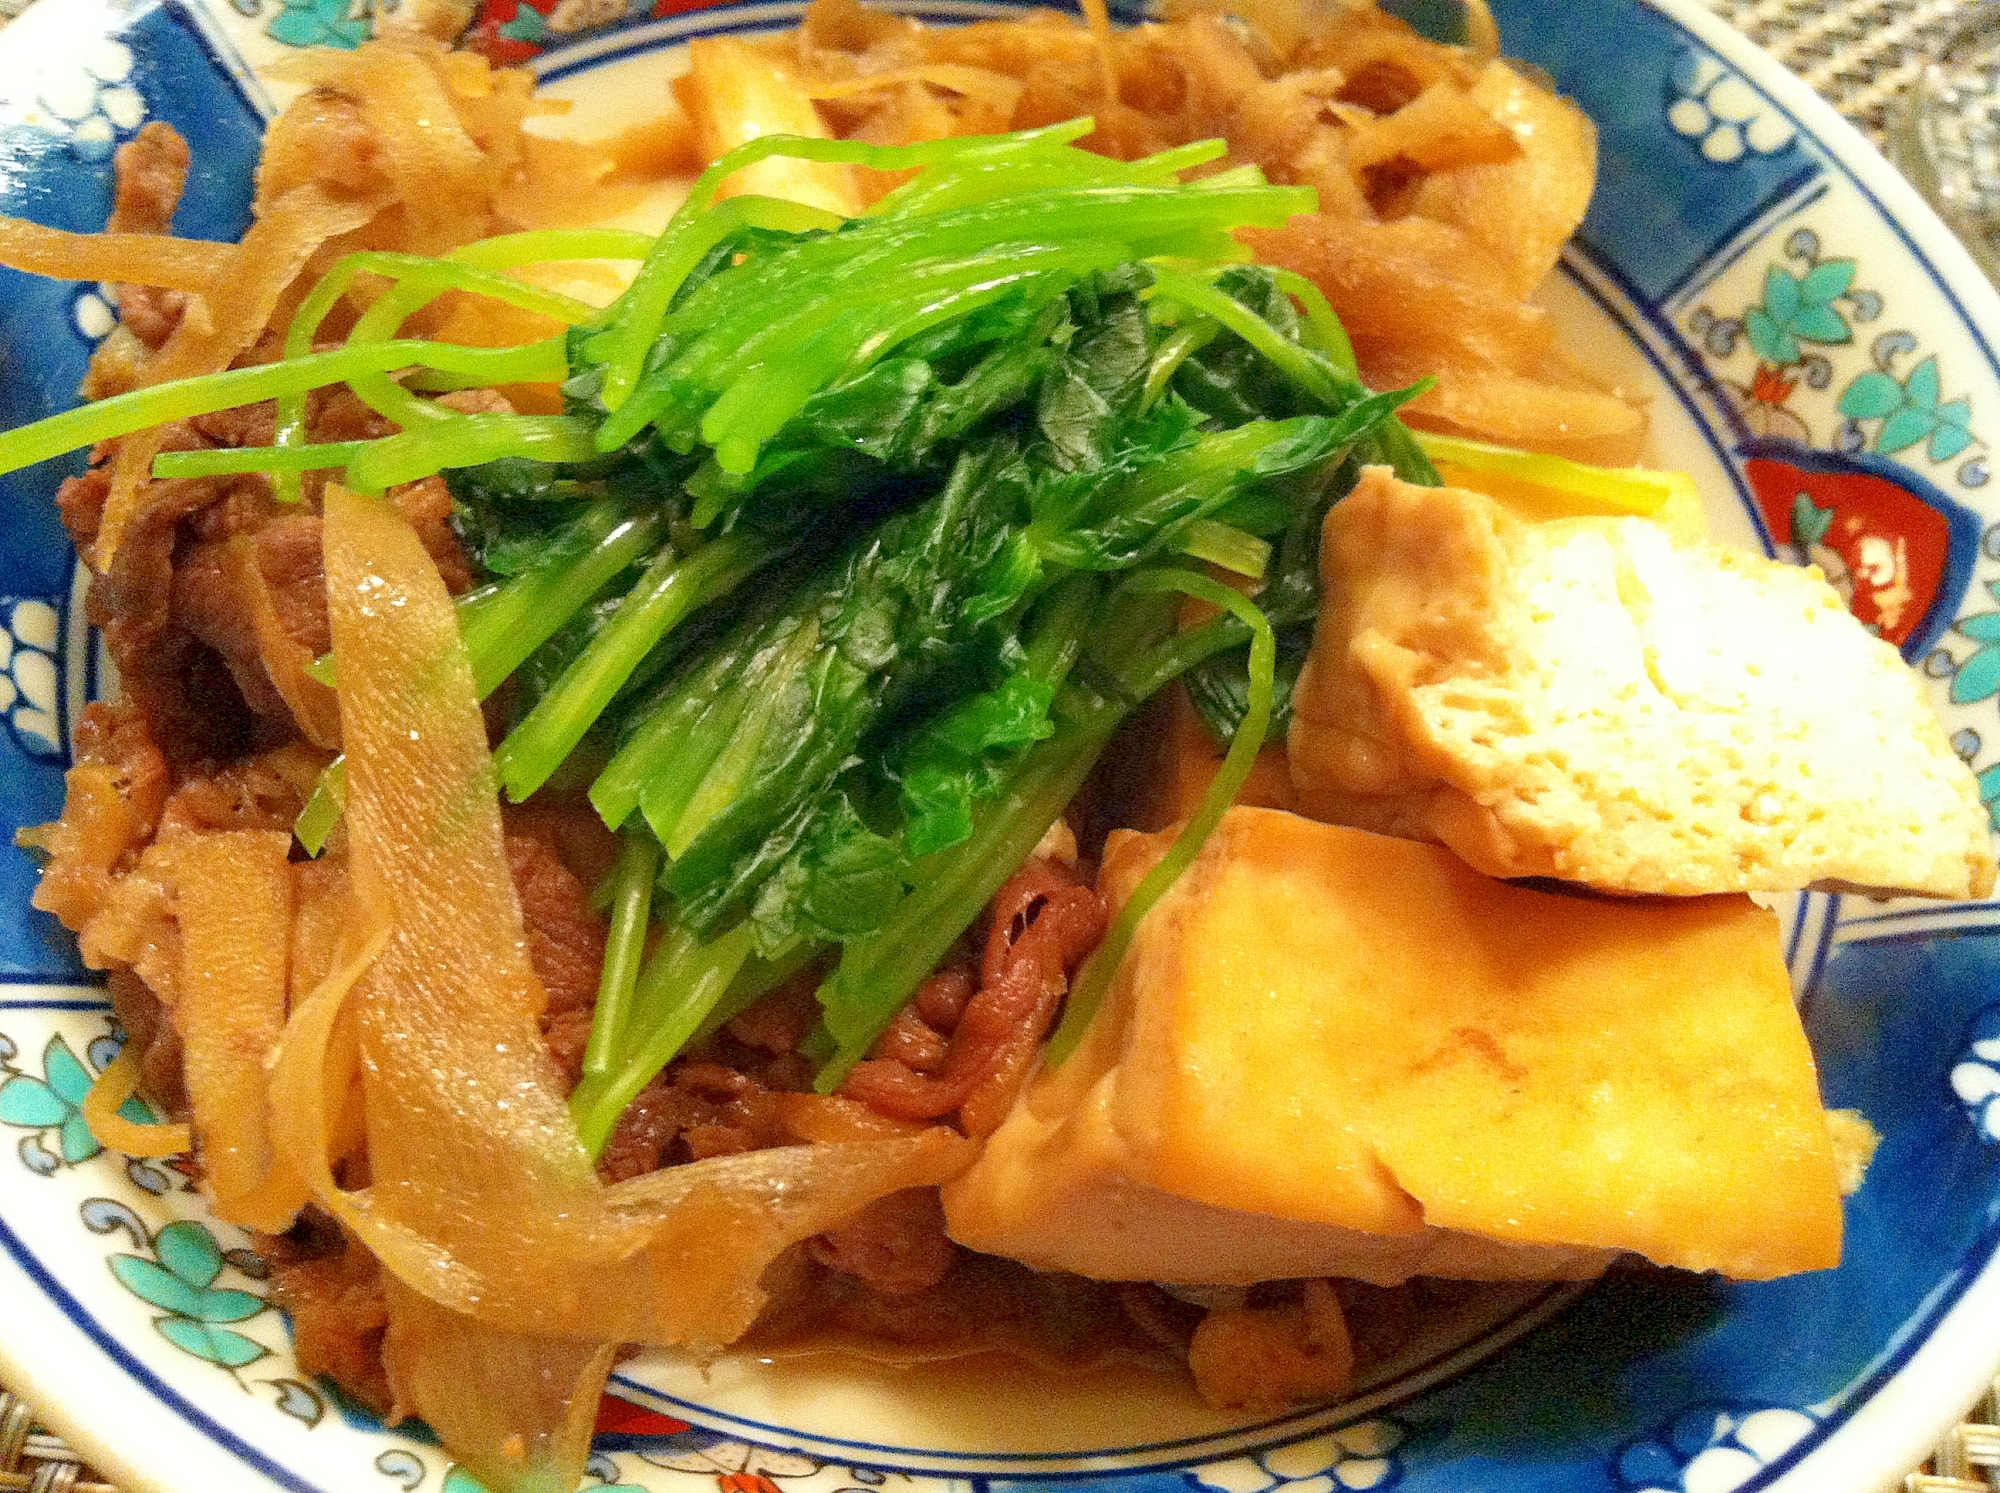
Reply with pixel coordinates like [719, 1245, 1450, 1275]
[105, 123, 192, 352]
[838, 856, 1107, 1133]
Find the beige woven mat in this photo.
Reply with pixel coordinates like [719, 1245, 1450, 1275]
[0, 0, 1993, 1489]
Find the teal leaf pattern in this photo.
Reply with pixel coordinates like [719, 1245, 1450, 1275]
[156, 1218, 224, 1290]
[1981, 762, 2000, 832]
[498, 4, 549, 41]
[1840, 353, 1981, 460]
[1909, 355, 1942, 408]
[58, 1112, 99, 1163]
[1748, 261, 1855, 368]
[1799, 259, 1857, 304]
[42, 1037, 92, 1105]
[1954, 642, 2000, 704]
[0, 1035, 105, 1168]
[266, 0, 370, 47]
[1932, 401, 1974, 461]
[1744, 308, 1796, 366]
[1791, 492, 1833, 546]
[0, 1075, 69, 1128]
[110, 1218, 274, 1371]
[156, 1318, 269, 1369]
[1957, 612, 2000, 643]
[111, 1255, 208, 1317]
[1878, 405, 1936, 454]
[1838, 371, 1902, 420]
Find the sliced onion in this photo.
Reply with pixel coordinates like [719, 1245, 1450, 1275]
[94, 184, 386, 570]
[160, 830, 308, 1232]
[271, 485, 970, 1491]
[82, 1043, 192, 1159]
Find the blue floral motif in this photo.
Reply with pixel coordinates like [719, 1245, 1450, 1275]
[110, 1218, 272, 1370]
[0, 1032, 158, 1172]
[1612, 1405, 1820, 1493]
[0, 597, 62, 760]
[1949, 1003, 2000, 1144]
[1666, 52, 1797, 164]
[31, 37, 148, 163]
[1188, 1422, 1407, 1493]
[376, 1449, 429, 1490]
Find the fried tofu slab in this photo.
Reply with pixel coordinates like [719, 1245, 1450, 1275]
[942, 808, 1843, 1286]
[1288, 468, 1996, 899]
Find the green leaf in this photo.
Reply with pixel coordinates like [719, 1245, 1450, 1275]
[1876, 405, 1937, 455]
[116, 1092, 158, 1126]
[41, 1036, 92, 1106]
[112, 1256, 207, 1317]
[0, 1076, 69, 1129]
[155, 1220, 226, 1291]
[1907, 355, 1942, 410]
[156, 1317, 269, 1369]
[1838, 371, 1904, 420]
[190, 1288, 267, 1325]
[1791, 491, 1834, 547]
[1953, 644, 2000, 704]
[1957, 612, 2000, 643]
[1744, 308, 1797, 367]
[1763, 265, 1802, 325]
[1932, 422, 1974, 463]
[1786, 304, 1851, 345]
[1799, 259, 1857, 306]
[497, 4, 548, 41]
[264, 2, 325, 45]
[58, 1112, 100, 1164]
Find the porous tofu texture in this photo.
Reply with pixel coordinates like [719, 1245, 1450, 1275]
[941, 809, 1844, 1286]
[1287, 467, 1996, 898]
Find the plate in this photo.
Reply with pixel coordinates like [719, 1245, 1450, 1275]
[3, 1, 2000, 1490]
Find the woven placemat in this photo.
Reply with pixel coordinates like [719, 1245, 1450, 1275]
[1701, 0, 1976, 141]
[0, 0, 1991, 1489]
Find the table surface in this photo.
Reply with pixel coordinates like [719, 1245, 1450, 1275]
[0, 0, 1993, 1491]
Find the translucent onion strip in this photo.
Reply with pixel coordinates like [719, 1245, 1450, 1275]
[81, 1044, 192, 1159]
[273, 486, 973, 1364]
[0, 218, 228, 293]
[160, 830, 309, 1233]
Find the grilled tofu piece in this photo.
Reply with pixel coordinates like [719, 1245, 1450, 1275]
[943, 808, 1844, 1286]
[1287, 467, 1994, 898]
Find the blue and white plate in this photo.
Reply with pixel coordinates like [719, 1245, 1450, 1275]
[4, 1, 2000, 1490]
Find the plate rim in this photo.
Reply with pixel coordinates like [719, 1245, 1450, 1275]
[3, 0, 2000, 1489]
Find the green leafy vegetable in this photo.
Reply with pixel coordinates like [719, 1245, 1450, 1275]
[0, 118, 1446, 1155]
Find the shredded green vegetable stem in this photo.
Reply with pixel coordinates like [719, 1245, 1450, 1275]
[570, 922, 755, 1155]
[495, 528, 788, 802]
[344, 411, 591, 493]
[1266, 267, 1360, 377]
[583, 832, 662, 1080]
[0, 337, 565, 479]
[153, 442, 371, 478]
[294, 759, 346, 858]
[271, 230, 653, 500]
[1147, 267, 1345, 407]
[1044, 569, 1276, 1064]
[587, 193, 850, 417]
